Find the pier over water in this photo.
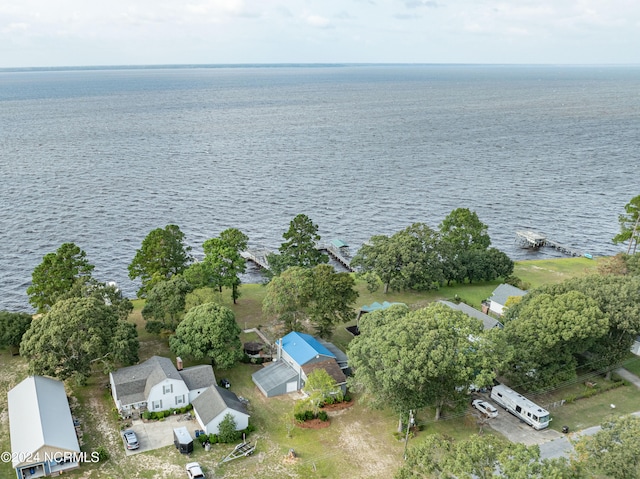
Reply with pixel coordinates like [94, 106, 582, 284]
[515, 230, 589, 258]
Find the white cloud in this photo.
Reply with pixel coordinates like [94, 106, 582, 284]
[0, 0, 639, 66]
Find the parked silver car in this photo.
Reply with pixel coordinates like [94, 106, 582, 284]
[472, 399, 498, 418]
[123, 429, 140, 450]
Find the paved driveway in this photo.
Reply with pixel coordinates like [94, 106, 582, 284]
[124, 414, 201, 456]
[473, 393, 563, 446]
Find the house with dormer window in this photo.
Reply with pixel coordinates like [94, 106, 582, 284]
[109, 356, 215, 415]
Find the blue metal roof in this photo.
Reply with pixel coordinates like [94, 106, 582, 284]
[282, 332, 335, 366]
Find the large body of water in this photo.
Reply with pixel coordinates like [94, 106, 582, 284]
[1, 64, 638, 312]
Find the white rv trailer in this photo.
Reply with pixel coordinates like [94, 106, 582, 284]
[490, 384, 550, 430]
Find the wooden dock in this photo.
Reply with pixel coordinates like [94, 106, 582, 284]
[241, 239, 355, 272]
[240, 249, 271, 270]
[515, 230, 585, 257]
[317, 239, 355, 272]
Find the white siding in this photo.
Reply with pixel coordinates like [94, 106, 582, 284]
[199, 408, 250, 435]
[147, 379, 190, 411]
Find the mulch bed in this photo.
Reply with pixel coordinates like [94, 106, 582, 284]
[296, 418, 331, 429]
[320, 400, 354, 412]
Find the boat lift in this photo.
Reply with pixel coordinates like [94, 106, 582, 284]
[218, 441, 257, 465]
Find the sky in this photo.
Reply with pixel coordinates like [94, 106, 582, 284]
[1, 0, 639, 68]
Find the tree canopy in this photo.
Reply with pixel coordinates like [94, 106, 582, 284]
[141, 275, 193, 331]
[574, 415, 640, 479]
[200, 228, 249, 304]
[169, 302, 243, 369]
[27, 242, 95, 313]
[20, 296, 138, 384]
[0, 311, 33, 349]
[352, 213, 512, 293]
[348, 303, 492, 419]
[502, 290, 608, 390]
[501, 274, 640, 385]
[128, 224, 193, 297]
[438, 207, 491, 251]
[266, 214, 328, 276]
[262, 264, 358, 338]
[397, 433, 580, 479]
[612, 194, 640, 254]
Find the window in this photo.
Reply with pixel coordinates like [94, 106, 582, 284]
[175, 395, 185, 405]
[163, 384, 173, 394]
[152, 400, 163, 410]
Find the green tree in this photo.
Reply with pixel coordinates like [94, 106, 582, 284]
[613, 194, 640, 254]
[217, 413, 239, 443]
[397, 434, 581, 479]
[262, 266, 313, 333]
[303, 368, 343, 414]
[574, 415, 640, 479]
[57, 278, 133, 321]
[502, 290, 608, 390]
[352, 223, 443, 293]
[348, 303, 492, 420]
[262, 264, 358, 338]
[439, 208, 491, 252]
[202, 228, 249, 304]
[0, 311, 33, 350]
[169, 302, 243, 369]
[266, 214, 328, 276]
[128, 225, 193, 297]
[307, 264, 358, 338]
[511, 275, 640, 377]
[351, 233, 400, 293]
[20, 297, 138, 384]
[27, 242, 95, 313]
[141, 275, 193, 331]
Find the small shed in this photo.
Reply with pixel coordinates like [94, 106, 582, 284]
[173, 426, 193, 454]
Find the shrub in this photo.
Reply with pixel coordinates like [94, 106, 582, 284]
[218, 413, 239, 444]
[208, 433, 219, 444]
[244, 422, 256, 434]
[142, 411, 152, 420]
[318, 411, 328, 421]
[198, 434, 208, 445]
[144, 321, 164, 334]
[95, 446, 110, 462]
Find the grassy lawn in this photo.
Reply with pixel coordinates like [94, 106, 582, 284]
[1, 255, 637, 479]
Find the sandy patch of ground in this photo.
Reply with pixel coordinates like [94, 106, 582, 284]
[336, 421, 401, 478]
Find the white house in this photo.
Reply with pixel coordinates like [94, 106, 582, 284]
[191, 386, 250, 435]
[8, 376, 81, 479]
[488, 284, 527, 316]
[109, 356, 216, 415]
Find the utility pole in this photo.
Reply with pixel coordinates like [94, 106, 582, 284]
[403, 409, 414, 460]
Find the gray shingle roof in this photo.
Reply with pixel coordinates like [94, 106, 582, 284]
[111, 356, 209, 406]
[179, 365, 216, 391]
[490, 284, 527, 306]
[439, 300, 503, 330]
[302, 359, 347, 385]
[111, 356, 178, 406]
[192, 386, 248, 425]
[317, 339, 349, 368]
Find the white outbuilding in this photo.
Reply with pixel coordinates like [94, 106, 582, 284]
[8, 375, 81, 478]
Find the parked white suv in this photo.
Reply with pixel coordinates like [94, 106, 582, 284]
[472, 399, 498, 418]
[186, 462, 206, 479]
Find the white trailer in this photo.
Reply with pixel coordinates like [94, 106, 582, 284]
[490, 384, 550, 430]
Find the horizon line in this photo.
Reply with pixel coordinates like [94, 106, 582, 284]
[2, 62, 639, 73]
